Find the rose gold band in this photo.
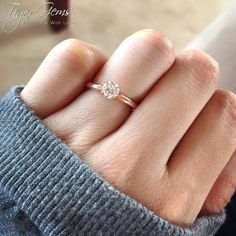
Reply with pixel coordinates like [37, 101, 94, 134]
[86, 82, 137, 109]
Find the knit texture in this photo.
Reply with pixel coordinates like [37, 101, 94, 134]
[0, 86, 225, 236]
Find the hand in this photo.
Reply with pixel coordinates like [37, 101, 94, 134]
[21, 30, 236, 226]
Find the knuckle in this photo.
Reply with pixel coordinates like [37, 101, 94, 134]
[131, 29, 175, 62]
[213, 90, 236, 127]
[58, 38, 81, 47]
[52, 38, 93, 68]
[179, 49, 219, 87]
[218, 175, 236, 195]
[205, 175, 236, 214]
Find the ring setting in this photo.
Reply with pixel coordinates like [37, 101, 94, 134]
[86, 81, 137, 109]
[101, 81, 120, 99]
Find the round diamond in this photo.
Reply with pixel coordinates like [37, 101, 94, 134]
[101, 81, 120, 99]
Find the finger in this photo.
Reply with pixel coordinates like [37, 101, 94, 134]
[117, 50, 219, 169]
[201, 150, 236, 215]
[45, 29, 175, 152]
[21, 39, 107, 118]
[169, 90, 236, 224]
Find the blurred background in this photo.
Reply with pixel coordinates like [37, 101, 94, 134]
[0, 0, 235, 93]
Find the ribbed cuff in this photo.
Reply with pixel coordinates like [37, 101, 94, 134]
[0, 87, 225, 236]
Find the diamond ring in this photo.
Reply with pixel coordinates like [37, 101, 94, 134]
[86, 81, 137, 109]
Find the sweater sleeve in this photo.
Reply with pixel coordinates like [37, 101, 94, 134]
[0, 86, 225, 236]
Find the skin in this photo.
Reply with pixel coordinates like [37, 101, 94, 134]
[21, 29, 236, 227]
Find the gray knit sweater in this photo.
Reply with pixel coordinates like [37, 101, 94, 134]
[0, 87, 225, 236]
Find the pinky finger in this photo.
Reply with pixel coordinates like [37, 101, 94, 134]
[201, 150, 236, 215]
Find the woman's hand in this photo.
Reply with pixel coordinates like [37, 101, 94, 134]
[21, 30, 236, 226]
